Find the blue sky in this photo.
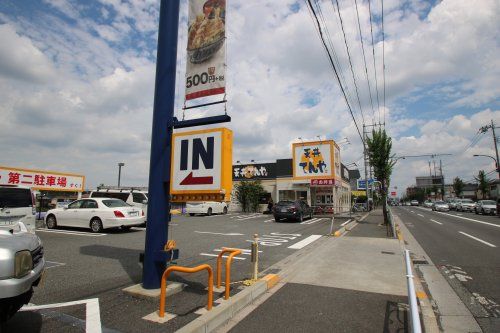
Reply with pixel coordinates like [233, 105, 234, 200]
[0, 0, 498, 194]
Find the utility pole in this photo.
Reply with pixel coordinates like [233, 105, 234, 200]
[479, 119, 500, 179]
[440, 159, 445, 200]
[363, 124, 369, 208]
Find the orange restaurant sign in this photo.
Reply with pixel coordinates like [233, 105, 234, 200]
[0, 166, 85, 192]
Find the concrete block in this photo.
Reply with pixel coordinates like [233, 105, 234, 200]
[122, 282, 185, 299]
[250, 280, 268, 300]
[142, 310, 177, 323]
[262, 274, 280, 289]
[230, 287, 254, 315]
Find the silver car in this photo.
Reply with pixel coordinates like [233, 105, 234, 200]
[457, 199, 475, 212]
[432, 201, 450, 212]
[475, 200, 497, 215]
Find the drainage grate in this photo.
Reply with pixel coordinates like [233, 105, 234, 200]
[381, 251, 395, 255]
[412, 259, 429, 265]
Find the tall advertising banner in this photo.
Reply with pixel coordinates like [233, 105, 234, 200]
[185, 0, 226, 101]
[292, 140, 336, 181]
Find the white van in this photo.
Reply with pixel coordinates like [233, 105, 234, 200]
[89, 189, 148, 220]
[186, 202, 228, 216]
[0, 185, 36, 232]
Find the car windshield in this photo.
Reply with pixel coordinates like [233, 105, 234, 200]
[482, 200, 495, 205]
[276, 201, 294, 206]
[0, 187, 32, 208]
[102, 199, 129, 208]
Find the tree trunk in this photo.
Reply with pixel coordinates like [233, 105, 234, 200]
[381, 184, 388, 225]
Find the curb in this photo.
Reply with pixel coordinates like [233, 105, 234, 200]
[177, 275, 279, 333]
[332, 212, 368, 237]
[393, 213, 441, 333]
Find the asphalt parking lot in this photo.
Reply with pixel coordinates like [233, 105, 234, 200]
[2, 212, 352, 333]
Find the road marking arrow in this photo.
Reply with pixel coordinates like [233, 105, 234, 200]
[180, 172, 213, 185]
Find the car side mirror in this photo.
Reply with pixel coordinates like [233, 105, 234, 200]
[142, 200, 148, 204]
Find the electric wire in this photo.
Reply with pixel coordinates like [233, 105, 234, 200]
[313, 0, 360, 122]
[353, 0, 376, 124]
[305, 0, 364, 143]
[381, 0, 386, 125]
[332, 0, 365, 124]
[367, 0, 381, 125]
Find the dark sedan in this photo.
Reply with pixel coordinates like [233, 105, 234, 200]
[273, 200, 313, 222]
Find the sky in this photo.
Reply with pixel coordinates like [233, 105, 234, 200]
[0, 0, 499, 195]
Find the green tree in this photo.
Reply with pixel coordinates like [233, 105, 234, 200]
[366, 129, 395, 225]
[234, 181, 265, 212]
[453, 177, 464, 197]
[474, 170, 490, 199]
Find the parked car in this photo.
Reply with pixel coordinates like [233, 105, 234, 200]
[0, 185, 36, 233]
[431, 201, 450, 212]
[0, 221, 45, 322]
[410, 200, 419, 206]
[45, 198, 145, 232]
[448, 198, 460, 210]
[186, 201, 228, 216]
[456, 199, 475, 212]
[423, 200, 433, 208]
[90, 189, 148, 220]
[474, 200, 497, 215]
[273, 200, 313, 222]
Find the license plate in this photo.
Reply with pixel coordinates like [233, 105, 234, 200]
[281, 208, 287, 212]
[129, 211, 138, 217]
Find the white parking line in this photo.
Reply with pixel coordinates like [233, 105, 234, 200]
[430, 219, 443, 225]
[195, 231, 244, 236]
[264, 219, 275, 223]
[21, 298, 102, 333]
[36, 229, 106, 237]
[288, 235, 322, 249]
[199, 253, 246, 260]
[417, 214, 424, 217]
[458, 231, 497, 248]
[340, 219, 351, 227]
[300, 218, 325, 225]
[437, 212, 500, 228]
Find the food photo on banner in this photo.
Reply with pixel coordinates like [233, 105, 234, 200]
[185, 0, 226, 101]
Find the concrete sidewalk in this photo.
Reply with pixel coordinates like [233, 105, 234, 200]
[216, 210, 410, 332]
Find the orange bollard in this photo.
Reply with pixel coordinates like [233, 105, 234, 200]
[216, 248, 242, 300]
[159, 264, 213, 317]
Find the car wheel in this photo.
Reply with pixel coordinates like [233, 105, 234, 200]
[274, 216, 280, 222]
[207, 208, 212, 216]
[309, 212, 313, 219]
[90, 218, 103, 233]
[46, 215, 57, 229]
[475, 209, 479, 214]
[297, 213, 303, 223]
[0, 287, 33, 323]
[223, 207, 228, 214]
[189, 213, 195, 216]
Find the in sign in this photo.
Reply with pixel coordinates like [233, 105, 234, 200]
[170, 128, 233, 201]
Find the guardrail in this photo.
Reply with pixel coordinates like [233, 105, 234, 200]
[404, 249, 422, 333]
[159, 264, 213, 317]
[216, 248, 242, 300]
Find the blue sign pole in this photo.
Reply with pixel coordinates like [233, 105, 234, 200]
[143, 0, 180, 289]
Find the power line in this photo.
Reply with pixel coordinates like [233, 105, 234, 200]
[305, 0, 364, 143]
[381, 0, 386, 125]
[332, 0, 365, 124]
[353, 0, 375, 124]
[367, 0, 381, 125]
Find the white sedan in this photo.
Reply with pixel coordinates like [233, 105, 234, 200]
[45, 198, 145, 233]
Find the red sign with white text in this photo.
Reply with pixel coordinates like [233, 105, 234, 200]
[0, 166, 85, 192]
[310, 179, 335, 186]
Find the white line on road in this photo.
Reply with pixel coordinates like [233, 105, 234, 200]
[194, 231, 244, 236]
[264, 219, 274, 223]
[214, 248, 262, 253]
[288, 235, 322, 249]
[437, 212, 500, 229]
[410, 211, 415, 213]
[458, 231, 497, 248]
[430, 219, 443, 225]
[36, 229, 106, 237]
[199, 253, 246, 260]
[21, 298, 102, 333]
[417, 214, 424, 217]
[340, 219, 351, 227]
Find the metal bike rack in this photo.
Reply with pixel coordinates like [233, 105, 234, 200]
[159, 264, 213, 317]
[216, 248, 242, 300]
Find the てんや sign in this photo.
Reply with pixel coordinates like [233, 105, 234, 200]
[170, 128, 232, 202]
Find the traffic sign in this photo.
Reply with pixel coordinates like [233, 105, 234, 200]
[170, 127, 232, 201]
[357, 178, 374, 190]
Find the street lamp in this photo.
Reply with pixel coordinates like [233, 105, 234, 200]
[118, 162, 125, 187]
[473, 154, 500, 178]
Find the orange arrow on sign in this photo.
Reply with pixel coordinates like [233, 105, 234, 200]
[180, 172, 213, 185]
